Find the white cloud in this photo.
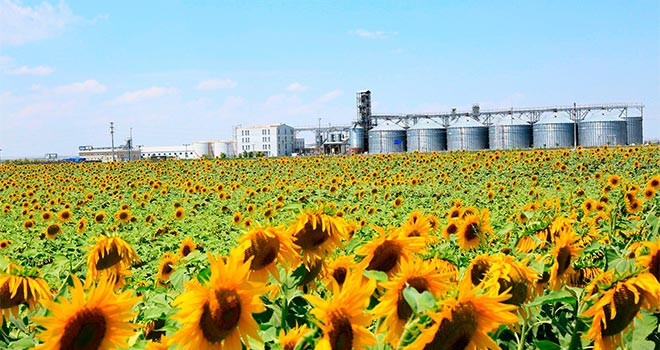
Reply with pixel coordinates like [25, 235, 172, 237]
[111, 86, 177, 105]
[6, 65, 54, 76]
[0, 0, 78, 45]
[353, 29, 397, 39]
[54, 80, 107, 94]
[316, 89, 342, 103]
[286, 82, 308, 92]
[196, 78, 237, 90]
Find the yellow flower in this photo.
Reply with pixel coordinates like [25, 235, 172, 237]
[157, 253, 178, 283]
[168, 252, 268, 349]
[278, 324, 311, 350]
[33, 275, 140, 350]
[237, 224, 298, 282]
[356, 225, 426, 276]
[549, 228, 583, 290]
[305, 271, 377, 349]
[179, 237, 197, 258]
[0, 265, 51, 321]
[86, 236, 139, 288]
[289, 208, 348, 267]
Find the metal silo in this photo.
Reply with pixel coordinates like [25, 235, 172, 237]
[407, 118, 446, 152]
[578, 110, 627, 147]
[533, 114, 575, 149]
[625, 115, 643, 145]
[349, 124, 365, 153]
[368, 121, 406, 154]
[488, 116, 532, 150]
[447, 117, 488, 151]
[192, 141, 212, 158]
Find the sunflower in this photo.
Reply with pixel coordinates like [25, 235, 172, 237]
[168, 252, 268, 349]
[647, 175, 660, 190]
[33, 275, 140, 350]
[637, 240, 660, 282]
[322, 255, 358, 288]
[41, 211, 53, 221]
[22, 219, 35, 230]
[371, 258, 452, 344]
[393, 197, 404, 208]
[94, 211, 107, 223]
[232, 212, 242, 225]
[356, 225, 426, 276]
[174, 207, 185, 220]
[157, 253, 178, 283]
[0, 239, 10, 249]
[278, 324, 311, 350]
[549, 228, 583, 290]
[114, 209, 132, 223]
[305, 271, 377, 349]
[77, 218, 88, 234]
[179, 237, 197, 258]
[482, 256, 539, 306]
[44, 223, 62, 239]
[606, 174, 621, 188]
[642, 186, 656, 200]
[57, 209, 73, 222]
[466, 255, 496, 286]
[400, 215, 434, 242]
[441, 220, 460, 240]
[237, 224, 298, 282]
[456, 210, 492, 251]
[0, 265, 51, 321]
[289, 208, 348, 266]
[583, 273, 660, 350]
[409, 281, 519, 350]
[86, 235, 139, 287]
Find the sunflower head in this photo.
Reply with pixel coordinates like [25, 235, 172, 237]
[322, 255, 358, 288]
[356, 225, 426, 276]
[290, 207, 348, 266]
[86, 235, 139, 286]
[44, 223, 62, 239]
[33, 275, 140, 350]
[0, 265, 51, 321]
[278, 324, 311, 350]
[179, 237, 197, 258]
[237, 224, 298, 282]
[549, 228, 583, 290]
[157, 252, 178, 283]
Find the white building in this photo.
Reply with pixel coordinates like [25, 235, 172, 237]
[236, 124, 295, 157]
[212, 140, 237, 158]
[140, 145, 197, 160]
[78, 146, 141, 162]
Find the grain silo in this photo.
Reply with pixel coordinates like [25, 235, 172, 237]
[578, 110, 627, 147]
[624, 115, 643, 145]
[368, 120, 406, 154]
[533, 114, 575, 149]
[447, 117, 488, 151]
[191, 141, 212, 158]
[406, 118, 446, 152]
[349, 124, 365, 153]
[488, 116, 532, 150]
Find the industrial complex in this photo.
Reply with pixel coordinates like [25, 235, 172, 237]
[76, 90, 645, 161]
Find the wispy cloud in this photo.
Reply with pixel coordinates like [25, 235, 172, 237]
[54, 80, 107, 94]
[316, 89, 342, 103]
[111, 86, 177, 105]
[286, 82, 308, 92]
[6, 65, 54, 76]
[352, 29, 397, 39]
[0, 0, 79, 45]
[196, 78, 237, 90]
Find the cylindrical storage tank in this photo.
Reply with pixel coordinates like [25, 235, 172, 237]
[406, 118, 447, 152]
[578, 111, 627, 147]
[489, 116, 532, 150]
[625, 116, 643, 145]
[533, 114, 575, 149]
[213, 141, 235, 158]
[446, 117, 488, 151]
[349, 125, 365, 153]
[368, 121, 406, 154]
[192, 141, 212, 158]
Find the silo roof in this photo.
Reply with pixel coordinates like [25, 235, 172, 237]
[582, 110, 625, 122]
[371, 120, 405, 131]
[448, 116, 485, 128]
[536, 114, 574, 125]
[409, 118, 444, 130]
[492, 115, 529, 126]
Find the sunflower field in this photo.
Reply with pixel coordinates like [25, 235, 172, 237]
[1, 145, 659, 350]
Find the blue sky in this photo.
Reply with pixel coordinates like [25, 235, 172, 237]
[1, 0, 658, 158]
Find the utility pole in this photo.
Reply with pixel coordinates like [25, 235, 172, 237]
[110, 122, 116, 162]
[0, 148, 3, 162]
[183, 144, 190, 159]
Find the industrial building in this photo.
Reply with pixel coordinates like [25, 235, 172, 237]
[236, 124, 295, 157]
[140, 140, 236, 160]
[350, 90, 644, 154]
[78, 146, 141, 162]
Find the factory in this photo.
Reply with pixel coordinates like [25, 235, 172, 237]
[349, 90, 644, 154]
[77, 90, 645, 161]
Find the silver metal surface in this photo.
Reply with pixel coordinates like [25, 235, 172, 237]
[533, 114, 575, 149]
[578, 111, 627, 147]
[368, 121, 406, 154]
[447, 117, 489, 151]
[625, 116, 643, 145]
[407, 119, 446, 152]
[349, 125, 365, 150]
[488, 116, 532, 150]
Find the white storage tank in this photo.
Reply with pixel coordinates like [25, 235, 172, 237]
[212, 140, 236, 158]
[533, 114, 575, 149]
[447, 117, 489, 151]
[578, 110, 627, 147]
[368, 121, 406, 154]
[489, 116, 532, 150]
[192, 141, 212, 158]
[407, 118, 447, 152]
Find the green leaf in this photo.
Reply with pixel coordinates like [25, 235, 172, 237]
[528, 290, 576, 307]
[8, 337, 36, 350]
[402, 286, 436, 314]
[362, 270, 388, 282]
[535, 340, 560, 350]
[196, 267, 211, 284]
